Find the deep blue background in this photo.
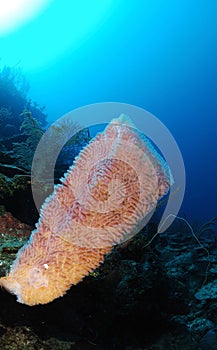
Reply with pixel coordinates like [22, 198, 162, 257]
[1, 0, 217, 225]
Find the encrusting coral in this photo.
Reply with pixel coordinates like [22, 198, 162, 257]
[0, 115, 173, 305]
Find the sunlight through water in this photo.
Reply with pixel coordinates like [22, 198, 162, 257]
[0, 0, 116, 70]
[0, 0, 51, 36]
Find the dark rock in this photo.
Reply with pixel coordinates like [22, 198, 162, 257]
[199, 328, 217, 350]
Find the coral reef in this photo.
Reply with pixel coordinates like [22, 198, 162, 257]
[0, 209, 216, 348]
[0, 65, 47, 135]
[0, 209, 32, 273]
[0, 66, 50, 224]
[0, 65, 216, 347]
[12, 110, 44, 170]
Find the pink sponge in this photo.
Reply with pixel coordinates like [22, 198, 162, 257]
[0, 115, 172, 305]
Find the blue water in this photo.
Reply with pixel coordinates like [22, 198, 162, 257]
[0, 0, 216, 225]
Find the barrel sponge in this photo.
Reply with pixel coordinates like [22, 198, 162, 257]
[0, 115, 172, 305]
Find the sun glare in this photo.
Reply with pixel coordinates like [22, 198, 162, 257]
[0, 0, 116, 70]
[0, 0, 51, 35]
